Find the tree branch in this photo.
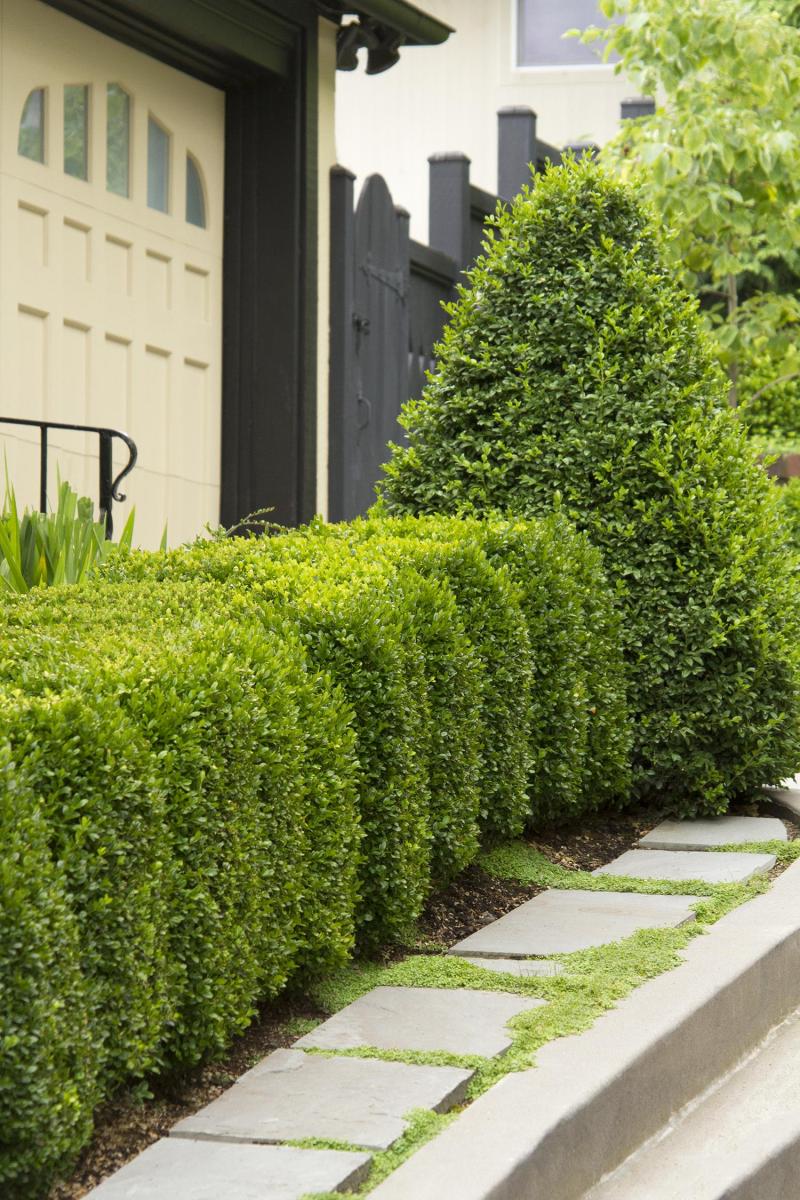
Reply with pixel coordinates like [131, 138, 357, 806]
[748, 370, 800, 404]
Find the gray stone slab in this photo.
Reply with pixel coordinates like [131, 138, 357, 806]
[639, 816, 787, 851]
[448, 889, 700, 958]
[594, 848, 776, 884]
[294, 986, 545, 1058]
[467, 957, 564, 979]
[171, 1048, 472, 1151]
[83, 1138, 371, 1199]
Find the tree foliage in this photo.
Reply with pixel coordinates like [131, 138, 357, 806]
[580, 0, 800, 408]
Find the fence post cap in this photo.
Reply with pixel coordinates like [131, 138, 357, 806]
[498, 105, 537, 118]
[331, 163, 357, 179]
[428, 151, 471, 164]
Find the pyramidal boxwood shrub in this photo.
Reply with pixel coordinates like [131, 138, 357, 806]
[379, 160, 800, 811]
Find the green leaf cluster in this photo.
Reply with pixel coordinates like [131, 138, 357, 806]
[775, 476, 800, 551]
[582, 0, 800, 401]
[739, 348, 800, 441]
[379, 159, 800, 809]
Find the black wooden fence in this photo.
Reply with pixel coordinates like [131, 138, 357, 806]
[328, 106, 587, 521]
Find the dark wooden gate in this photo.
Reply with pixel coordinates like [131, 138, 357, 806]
[328, 106, 576, 522]
[329, 172, 409, 521]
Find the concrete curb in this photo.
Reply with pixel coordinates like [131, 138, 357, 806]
[370, 860, 800, 1200]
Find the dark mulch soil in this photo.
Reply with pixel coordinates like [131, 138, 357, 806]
[48, 799, 792, 1198]
[412, 864, 542, 950]
[412, 806, 668, 951]
[530, 806, 666, 872]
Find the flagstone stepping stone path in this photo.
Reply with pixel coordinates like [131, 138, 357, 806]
[595, 848, 776, 884]
[448, 890, 701, 959]
[171, 1049, 473, 1150]
[639, 815, 786, 851]
[86, 811, 786, 1199]
[83, 1139, 371, 1199]
[294, 986, 545, 1057]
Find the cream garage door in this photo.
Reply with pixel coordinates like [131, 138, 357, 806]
[0, 0, 224, 548]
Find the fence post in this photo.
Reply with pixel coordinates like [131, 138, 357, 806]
[428, 152, 471, 273]
[328, 164, 356, 523]
[497, 105, 537, 200]
[621, 97, 655, 121]
[395, 202, 411, 321]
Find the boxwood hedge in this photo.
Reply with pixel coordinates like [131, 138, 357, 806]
[1, 512, 629, 1196]
[342, 513, 631, 825]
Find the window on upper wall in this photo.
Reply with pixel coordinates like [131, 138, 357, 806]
[516, 0, 617, 68]
[19, 88, 45, 162]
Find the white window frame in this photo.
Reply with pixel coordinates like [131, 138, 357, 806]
[510, 0, 617, 74]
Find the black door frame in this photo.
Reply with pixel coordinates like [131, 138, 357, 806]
[41, 0, 319, 527]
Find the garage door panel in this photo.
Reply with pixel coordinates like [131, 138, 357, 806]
[0, 0, 224, 546]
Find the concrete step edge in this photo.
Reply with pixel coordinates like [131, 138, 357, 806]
[715, 1114, 800, 1200]
[369, 859, 800, 1200]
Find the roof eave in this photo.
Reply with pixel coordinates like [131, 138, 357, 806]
[321, 0, 453, 46]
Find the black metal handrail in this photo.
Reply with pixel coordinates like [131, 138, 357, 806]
[0, 416, 138, 539]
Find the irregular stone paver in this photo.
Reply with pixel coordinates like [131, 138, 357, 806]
[447, 890, 700, 958]
[595, 848, 776, 884]
[83, 1138, 371, 1199]
[294, 986, 545, 1058]
[171, 1048, 472, 1151]
[639, 816, 786, 851]
[467, 957, 564, 978]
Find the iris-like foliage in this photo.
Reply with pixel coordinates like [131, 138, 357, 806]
[0, 478, 134, 592]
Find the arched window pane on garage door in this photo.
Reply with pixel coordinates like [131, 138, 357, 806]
[186, 153, 206, 228]
[64, 83, 89, 179]
[19, 87, 45, 162]
[147, 115, 170, 212]
[107, 83, 130, 197]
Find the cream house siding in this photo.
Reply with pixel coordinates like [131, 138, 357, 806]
[316, 16, 338, 520]
[0, 0, 224, 547]
[336, 0, 633, 241]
